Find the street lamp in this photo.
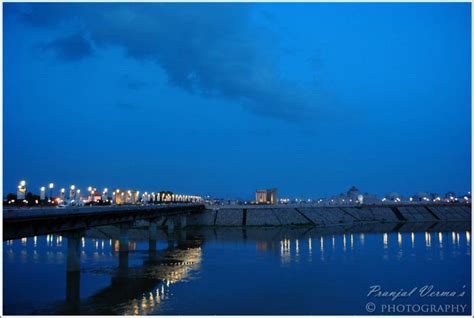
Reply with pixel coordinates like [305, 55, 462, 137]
[40, 186, 46, 201]
[17, 180, 27, 200]
[48, 183, 54, 200]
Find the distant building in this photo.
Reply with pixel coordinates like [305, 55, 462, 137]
[361, 192, 378, 205]
[445, 192, 457, 202]
[414, 192, 430, 202]
[347, 186, 360, 202]
[112, 189, 139, 205]
[256, 188, 277, 205]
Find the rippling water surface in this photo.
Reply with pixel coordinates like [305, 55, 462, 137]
[3, 224, 471, 315]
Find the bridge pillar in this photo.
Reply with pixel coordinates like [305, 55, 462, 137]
[65, 230, 83, 310]
[180, 229, 188, 242]
[167, 238, 175, 249]
[179, 215, 187, 228]
[167, 218, 175, 233]
[149, 221, 158, 252]
[66, 271, 80, 310]
[66, 232, 82, 272]
[119, 224, 130, 270]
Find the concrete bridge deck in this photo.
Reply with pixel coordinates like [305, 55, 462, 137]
[3, 204, 205, 240]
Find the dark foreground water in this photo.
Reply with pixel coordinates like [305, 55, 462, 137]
[3, 224, 472, 315]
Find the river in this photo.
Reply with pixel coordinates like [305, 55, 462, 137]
[3, 224, 471, 315]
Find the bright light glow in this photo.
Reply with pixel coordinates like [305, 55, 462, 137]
[20, 180, 26, 186]
[70, 185, 75, 190]
[40, 186, 45, 191]
[49, 183, 54, 189]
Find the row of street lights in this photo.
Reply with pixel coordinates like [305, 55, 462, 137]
[14, 180, 202, 206]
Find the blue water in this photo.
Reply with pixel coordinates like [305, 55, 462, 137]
[3, 226, 471, 315]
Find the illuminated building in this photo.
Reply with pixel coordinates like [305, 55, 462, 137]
[256, 188, 277, 205]
[113, 189, 139, 204]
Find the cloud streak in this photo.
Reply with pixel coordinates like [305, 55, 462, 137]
[8, 3, 320, 121]
[40, 33, 93, 61]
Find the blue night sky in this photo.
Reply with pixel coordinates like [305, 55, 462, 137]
[4, 3, 471, 199]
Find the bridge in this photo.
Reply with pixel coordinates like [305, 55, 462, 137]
[3, 203, 205, 241]
[4, 204, 206, 313]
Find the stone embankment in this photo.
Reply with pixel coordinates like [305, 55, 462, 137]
[187, 204, 471, 227]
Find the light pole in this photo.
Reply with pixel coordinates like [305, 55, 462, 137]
[70, 185, 76, 203]
[48, 183, 54, 200]
[40, 186, 46, 201]
[17, 180, 27, 200]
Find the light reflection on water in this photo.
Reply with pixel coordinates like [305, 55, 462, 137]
[3, 225, 472, 315]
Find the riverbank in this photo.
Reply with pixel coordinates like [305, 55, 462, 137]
[186, 204, 471, 227]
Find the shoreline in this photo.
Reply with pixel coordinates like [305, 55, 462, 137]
[186, 204, 471, 227]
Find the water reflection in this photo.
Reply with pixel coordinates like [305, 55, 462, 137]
[3, 222, 472, 315]
[425, 232, 432, 247]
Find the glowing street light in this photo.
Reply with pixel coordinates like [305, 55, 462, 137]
[40, 186, 46, 201]
[17, 180, 27, 200]
[70, 185, 76, 201]
[48, 183, 54, 200]
[60, 188, 66, 202]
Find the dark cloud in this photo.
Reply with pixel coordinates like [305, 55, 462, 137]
[40, 33, 93, 61]
[9, 3, 322, 122]
[121, 75, 148, 90]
